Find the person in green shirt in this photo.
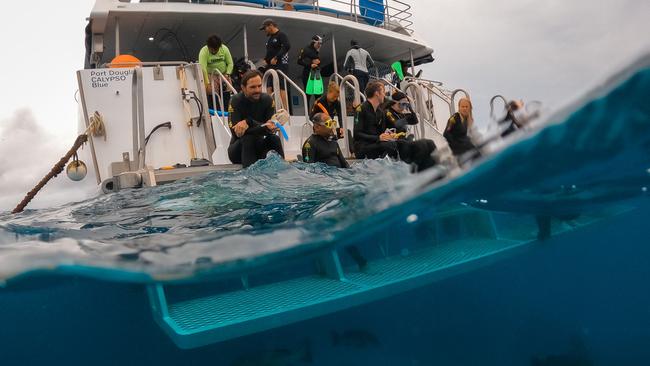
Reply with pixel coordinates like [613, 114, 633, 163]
[199, 34, 234, 108]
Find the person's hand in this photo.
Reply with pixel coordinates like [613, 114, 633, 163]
[264, 120, 279, 132]
[234, 120, 248, 137]
[314, 59, 321, 65]
[379, 133, 393, 142]
[224, 74, 232, 85]
[270, 57, 278, 65]
[311, 63, 318, 69]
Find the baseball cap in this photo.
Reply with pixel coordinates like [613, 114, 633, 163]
[259, 18, 276, 30]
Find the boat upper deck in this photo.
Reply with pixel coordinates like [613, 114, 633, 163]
[137, 0, 414, 34]
[88, 0, 432, 69]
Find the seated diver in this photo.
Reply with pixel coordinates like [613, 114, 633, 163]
[384, 91, 419, 139]
[302, 113, 349, 168]
[444, 97, 478, 158]
[227, 70, 285, 168]
[310, 81, 345, 139]
[353, 81, 437, 172]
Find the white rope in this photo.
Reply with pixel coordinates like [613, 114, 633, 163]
[87, 111, 107, 140]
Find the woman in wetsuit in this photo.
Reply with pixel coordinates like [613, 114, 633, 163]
[444, 97, 477, 156]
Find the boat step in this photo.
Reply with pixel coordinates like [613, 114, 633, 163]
[148, 237, 527, 349]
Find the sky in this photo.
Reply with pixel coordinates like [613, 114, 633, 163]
[0, 0, 649, 211]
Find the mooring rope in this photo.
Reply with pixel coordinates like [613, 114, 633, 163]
[11, 134, 89, 214]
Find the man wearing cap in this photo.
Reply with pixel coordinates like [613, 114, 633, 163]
[260, 18, 291, 111]
[298, 35, 322, 104]
[343, 40, 375, 92]
[302, 113, 349, 168]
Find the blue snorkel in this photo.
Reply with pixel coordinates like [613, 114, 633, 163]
[275, 121, 289, 141]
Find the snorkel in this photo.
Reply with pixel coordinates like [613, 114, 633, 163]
[272, 109, 290, 141]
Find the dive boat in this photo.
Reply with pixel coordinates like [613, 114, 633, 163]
[71, 0, 644, 350]
[79, 0, 463, 194]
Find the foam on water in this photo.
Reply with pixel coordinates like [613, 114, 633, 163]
[1, 53, 650, 284]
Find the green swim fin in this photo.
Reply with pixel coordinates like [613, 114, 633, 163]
[306, 71, 315, 95]
[312, 70, 324, 95]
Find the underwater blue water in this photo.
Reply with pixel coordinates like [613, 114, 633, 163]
[0, 55, 649, 365]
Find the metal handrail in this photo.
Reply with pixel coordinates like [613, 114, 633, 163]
[403, 82, 431, 138]
[330, 73, 367, 102]
[208, 69, 238, 118]
[337, 74, 362, 158]
[102, 61, 190, 68]
[489, 95, 508, 121]
[143, 0, 414, 34]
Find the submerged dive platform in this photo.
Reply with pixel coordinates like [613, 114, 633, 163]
[147, 207, 614, 349]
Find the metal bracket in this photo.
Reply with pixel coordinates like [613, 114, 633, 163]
[153, 65, 164, 81]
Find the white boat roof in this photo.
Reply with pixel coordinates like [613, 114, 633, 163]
[88, 0, 434, 69]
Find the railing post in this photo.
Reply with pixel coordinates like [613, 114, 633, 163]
[115, 17, 120, 57]
[332, 34, 338, 76]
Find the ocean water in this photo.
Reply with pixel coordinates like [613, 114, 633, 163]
[0, 55, 649, 365]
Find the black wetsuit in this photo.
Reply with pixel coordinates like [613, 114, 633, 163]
[444, 112, 476, 156]
[298, 43, 320, 99]
[265, 30, 291, 89]
[302, 134, 349, 168]
[227, 93, 284, 167]
[353, 101, 436, 172]
[384, 106, 419, 134]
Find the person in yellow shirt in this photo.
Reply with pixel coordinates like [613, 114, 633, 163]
[198, 34, 234, 109]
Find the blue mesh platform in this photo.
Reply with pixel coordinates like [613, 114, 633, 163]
[148, 236, 529, 349]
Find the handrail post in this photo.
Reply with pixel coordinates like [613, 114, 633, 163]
[332, 34, 338, 76]
[338, 74, 361, 158]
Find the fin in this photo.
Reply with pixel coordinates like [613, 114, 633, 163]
[313, 70, 324, 95]
[306, 71, 315, 95]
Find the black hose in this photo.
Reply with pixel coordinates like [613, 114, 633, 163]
[144, 122, 172, 146]
[189, 91, 204, 127]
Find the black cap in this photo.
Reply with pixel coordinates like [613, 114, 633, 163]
[312, 35, 323, 43]
[350, 39, 359, 47]
[259, 18, 276, 30]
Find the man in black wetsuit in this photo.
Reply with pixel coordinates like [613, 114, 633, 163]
[354, 81, 437, 172]
[260, 18, 291, 111]
[302, 113, 349, 168]
[227, 70, 285, 168]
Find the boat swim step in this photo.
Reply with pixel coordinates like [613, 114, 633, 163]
[148, 237, 529, 349]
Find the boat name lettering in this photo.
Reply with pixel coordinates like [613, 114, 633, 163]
[89, 70, 133, 88]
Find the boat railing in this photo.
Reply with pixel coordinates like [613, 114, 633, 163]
[330, 73, 367, 102]
[208, 69, 237, 117]
[262, 69, 312, 149]
[142, 0, 414, 34]
[337, 74, 362, 158]
[101, 60, 190, 68]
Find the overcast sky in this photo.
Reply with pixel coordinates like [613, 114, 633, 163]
[0, 0, 649, 211]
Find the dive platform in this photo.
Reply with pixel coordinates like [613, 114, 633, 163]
[146, 207, 614, 349]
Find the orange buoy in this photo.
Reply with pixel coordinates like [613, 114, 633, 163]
[110, 54, 141, 68]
